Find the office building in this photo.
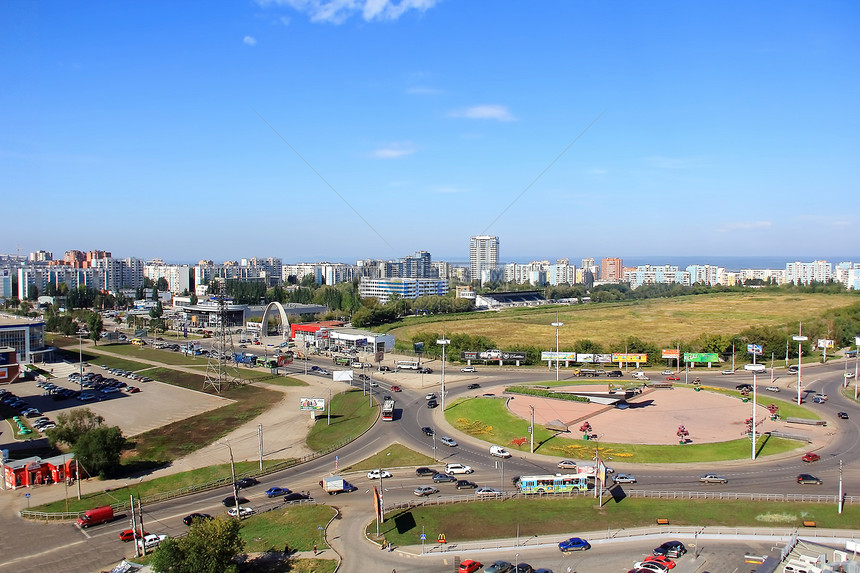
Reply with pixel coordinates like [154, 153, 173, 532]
[470, 235, 499, 286]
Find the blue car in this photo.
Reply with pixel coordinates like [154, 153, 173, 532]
[558, 537, 590, 552]
[265, 486, 291, 498]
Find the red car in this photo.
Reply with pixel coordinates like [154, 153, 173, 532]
[645, 555, 676, 569]
[802, 452, 820, 463]
[390, 385, 402, 392]
[118, 528, 148, 541]
[126, 386, 141, 393]
[458, 560, 483, 573]
[666, 375, 680, 381]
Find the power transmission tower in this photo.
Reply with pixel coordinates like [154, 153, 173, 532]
[203, 281, 242, 393]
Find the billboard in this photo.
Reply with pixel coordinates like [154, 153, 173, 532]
[683, 352, 719, 363]
[662, 349, 680, 359]
[541, 351, 577, 361]
[817, 339, 834, 349]
[595, 353, 613, 363]
[612, 353, 647, 363]
[333, 370, 353, 382]
[577, 353, 594, 363]
[469, 350, 528, 360]
[747, 344, 763, 355]
[300, 397, 326, 411]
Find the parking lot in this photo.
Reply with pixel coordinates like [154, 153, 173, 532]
[3, 362, 231, 441]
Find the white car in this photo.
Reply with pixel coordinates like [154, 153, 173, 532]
[721, 369, 735, 375]
[660, 370, 673, 376]
[489, 445, 512, 458]
[425, 393, 437, 400]
[227, 506, 254, 518]
[137, 533, 168, 550]
[461, 366, 476, 373]
[557, 460, 577, 470]
[440, 436, 458, 447]
[765, 386, 780, 392]
[367, 469, 392, 480]
[475, 487, 502, 497]
[613, 473, 636, 483]
[414, 486, 439, 497]
[444, 463, 474, 475]
[845, 372, 856, 379]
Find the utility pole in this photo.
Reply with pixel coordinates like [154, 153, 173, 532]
[257, 424, 263, 471]
[437, 326, 450, 412]
[529, 405, 535, 453]
[551, 312, 563, 382]
[838, 460, 843, 514]
[793, 323, 807, 406]
[131, 494, 140, 557]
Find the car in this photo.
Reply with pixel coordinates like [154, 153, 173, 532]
[699, 474, 728, 484]
[425, 393, 437, 400]
[838, 412, 849, 419]
[653, 541, 687, 558]
[813, 395, 826, 404]
[422, 426, 435, 437]
[310, 365, 320, 371]
[485, 560, 514, 573]
[735, 383, 753, 391]
[222, 496, 250, 507]
[427, 399, 438, 408]
[367, 469, 392, 480]
[182, 513, 212, 526]
[419, 367, 433, 374]
[614, 473, 637, 484]
[765, 386, 780, 392]
[802, 452, 820, 463]
[660, 370, 674, 375]
[665, 375, 680, 381]
[235, 477, 259, 489]
[414, 485, 439, 497]
[432, 472, 458, 483]
[317, 368, 330, 375]
[119, 528, 148, 541]
[445, 463, 474, 474]
[78, 393, 96, 401]
[456, 479, 478, 489]
[440, 436, 458, 447]
[632, 562, 670, 573]
[721, 370, 735, 375]
[390, 385, 401, 392]
[475, 487, 502, 497]
[558, 537, 591, 552]
[643, 555, 676, 569]
[467, 383, 481, 389]
[283, 492, 313, 503]
[797, 473, 823, 485]
[265, 486, 292, 497]
[127, 386, 141, 393]
[459, 559, 483, 573]
[461, 366, 476, 373]
[368, 381, 378, 387]
[514, 564, 534, 573]
[137, 533, 168, 550]
[227, 506, 254, 517]
[489, 445, 512, 458]
[416, 467, 437, 477]
[845, 372, 856, 379]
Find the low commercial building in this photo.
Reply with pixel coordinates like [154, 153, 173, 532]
[3, 453, 77, 490]
[0, 315, 49, 364]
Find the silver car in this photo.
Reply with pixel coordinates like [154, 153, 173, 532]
[440, 436, 458, 447]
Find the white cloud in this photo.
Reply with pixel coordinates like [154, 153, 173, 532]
[448, 105, 516, 122]
[257, 0, 440, 24]
[243, 35, 258, 45]
[370, 141, 415, 159]
[406, 86, 442, 95]
[718, 221, 773, 232]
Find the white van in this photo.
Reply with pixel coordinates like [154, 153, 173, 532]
[745, 364, 767, 373]
[632, 372, 649, 381]
[489, 445, 512, 458]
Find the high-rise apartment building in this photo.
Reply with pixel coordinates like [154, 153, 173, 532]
[600, 258, 623, 282]
[470, 235, 499, 285]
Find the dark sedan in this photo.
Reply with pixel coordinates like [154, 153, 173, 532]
[222, 496, 250, 507]
[183, 513, 212, 525]
[416, 467, 437, 477]
[432, 473, 457, 483]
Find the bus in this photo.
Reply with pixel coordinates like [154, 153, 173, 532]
[395, 360, 419, 370]
[382, 398, 395, 421]
[333, 356, 351, 366]
[262, 353, 294, 369]
[131, 338, 146, 346]
[518, 474, 589, 494]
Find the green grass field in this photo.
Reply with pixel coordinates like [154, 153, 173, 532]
[375, 496, 860, 546]
[341, 443, 436, 473]
[306, 389, 378, 452]
[443, 395, 801, 463]
[389, 292, 857, 350]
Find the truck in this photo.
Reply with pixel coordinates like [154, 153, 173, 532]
[76, 505, 115, 528]
[319, 475, 356, 495]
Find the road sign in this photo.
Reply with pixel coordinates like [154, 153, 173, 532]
[747, 344, 763, 355]
[420, 533, 426, 540]
[24, 493, 30, 498]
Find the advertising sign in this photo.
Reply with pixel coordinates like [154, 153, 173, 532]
[817, 339, 834, 349]
[355, 338, 367, 348]
[541, 351, 577, 361]
[476, 350, 526, 360]
[595, 353, 613, 363]
[612, 353, 648, 363]
[662, 349, 680, 359]
[333, 370, 353, 382]
[299, 397, 326, 411]
[375, 351, 384, 363]
[576, 353, 594, 363]
[747, 344, 763, 355]
[462, 351, 478, 360]
[683, 352, 719, 363]
[414, 342, 425, 353]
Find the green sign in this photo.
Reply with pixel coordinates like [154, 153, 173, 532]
[683, 352, 719, 363]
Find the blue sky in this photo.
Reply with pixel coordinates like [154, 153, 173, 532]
[2, 1, 858, 265]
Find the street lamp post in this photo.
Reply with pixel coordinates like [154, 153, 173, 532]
[218, 440, 240, 518]
[551, 312, 563, 382]
[793, 323, 807, 406]
[437, 326, 450, 412]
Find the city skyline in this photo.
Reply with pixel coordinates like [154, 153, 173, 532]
[3, 1, 858, 262]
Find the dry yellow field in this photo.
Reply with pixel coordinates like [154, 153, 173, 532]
[390, 292, 857, 348]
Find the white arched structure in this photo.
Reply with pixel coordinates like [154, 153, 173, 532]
[260, 302, 291, 340]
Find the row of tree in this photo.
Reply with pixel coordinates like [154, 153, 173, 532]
[46, 409, 126, 479]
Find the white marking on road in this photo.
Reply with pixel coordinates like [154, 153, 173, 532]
[0, 538, 89, 568]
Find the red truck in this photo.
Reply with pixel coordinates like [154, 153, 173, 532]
[76, 505, 115, 528]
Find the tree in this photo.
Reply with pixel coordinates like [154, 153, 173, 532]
[73, 426, 126, 479]
[87, 313, 104, 345]
[190, 293, 198, 305]
[47, 408, 105, 448]
[150, 300, 166, 334]
[151, 516, 245, 573]
[156, 277, 169, 291]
